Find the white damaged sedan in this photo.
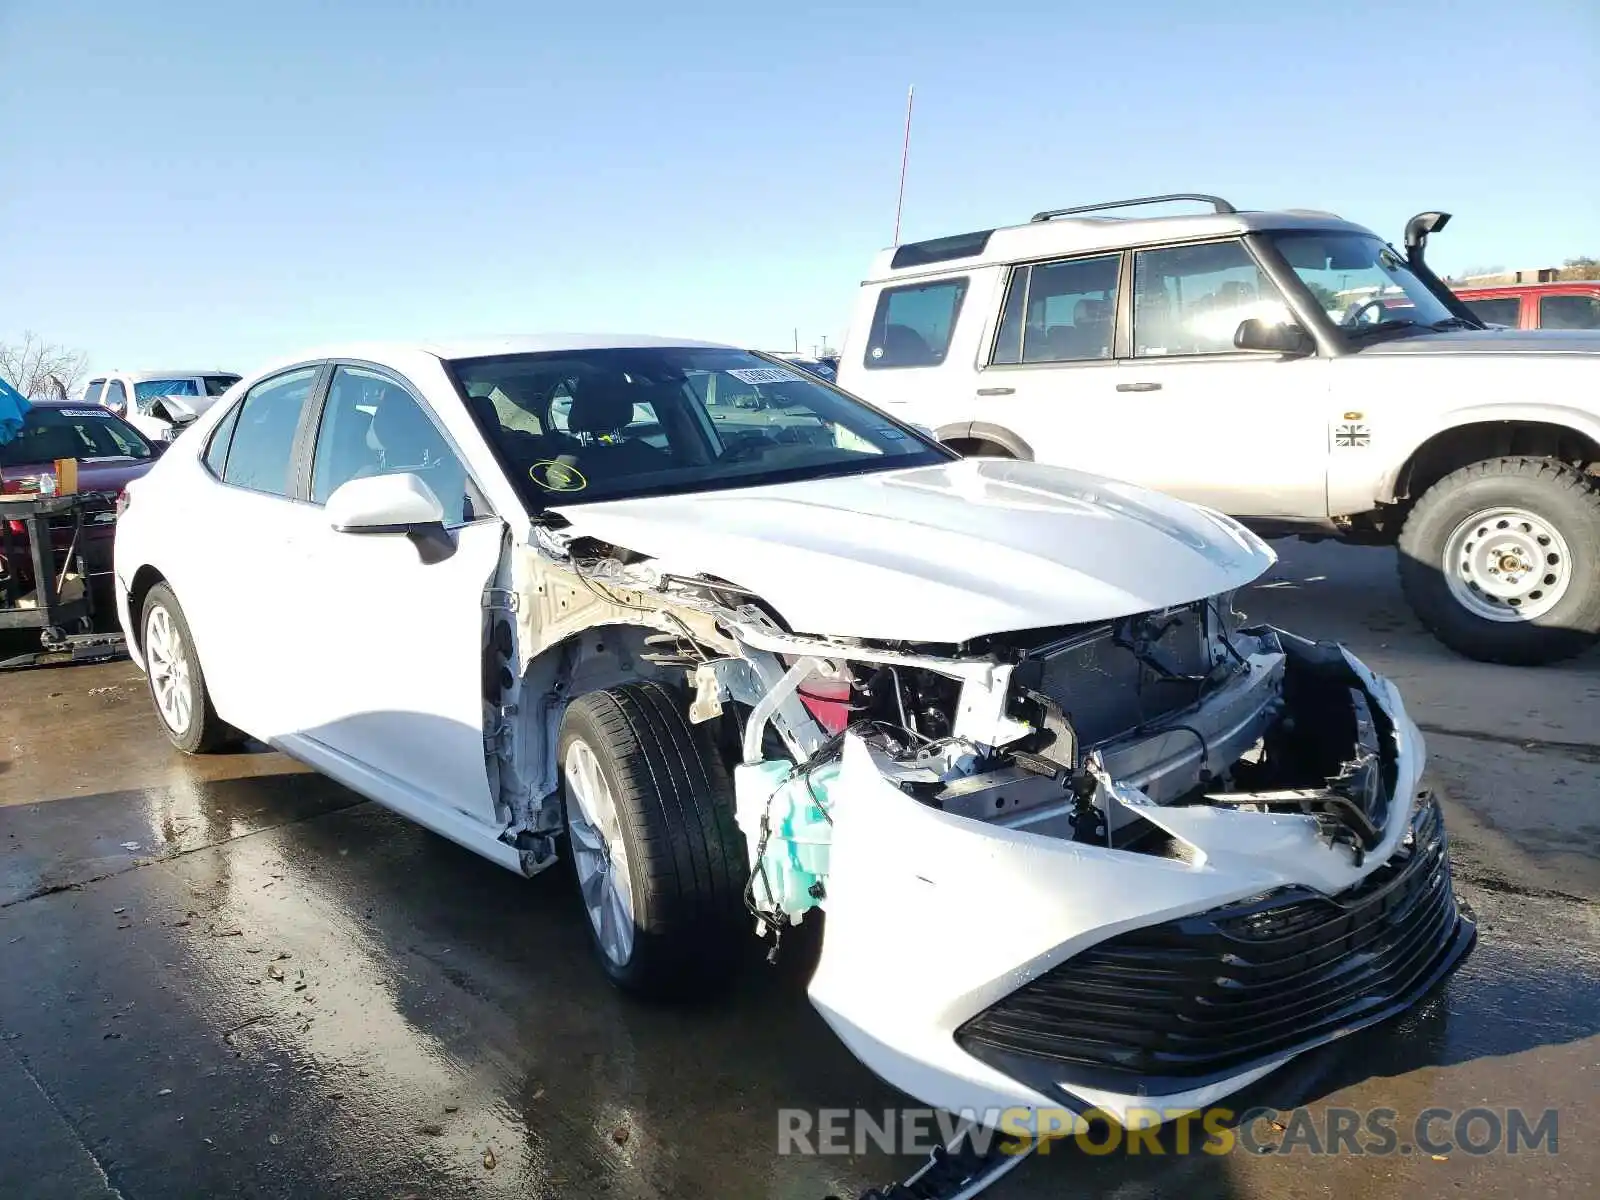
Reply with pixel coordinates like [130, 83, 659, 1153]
[114, 336, 1474, 1142]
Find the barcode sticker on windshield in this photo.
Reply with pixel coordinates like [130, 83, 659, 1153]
[726, 367, 802, 386]
[61, 409, 109, 418]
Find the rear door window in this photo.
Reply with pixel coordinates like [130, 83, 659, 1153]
[991, 253, 1120, 364]
[1463, 297, 1521, 327]
[220, 367, 318, 496]
[1538, 294, 1600, 330]
[863, 277, 968, 369]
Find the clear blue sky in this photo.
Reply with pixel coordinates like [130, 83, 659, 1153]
[2, 0, 1595, 377]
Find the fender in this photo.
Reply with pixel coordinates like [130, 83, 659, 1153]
[1378, 402, 1600, 503]
[937, 420, 1035, 460]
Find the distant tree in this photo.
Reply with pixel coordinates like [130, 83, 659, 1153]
[1560, 256, 1600, 281]
[1454, 264, 1506, 281]
[0, 332, 88, 398]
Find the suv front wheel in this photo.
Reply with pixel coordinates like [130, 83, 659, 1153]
[1398, 457, 1600, 665]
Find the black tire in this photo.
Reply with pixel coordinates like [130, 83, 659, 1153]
[1397, 457, 1600, 665]
[556, 682, 749, 998]
[138, 582, 243, 753]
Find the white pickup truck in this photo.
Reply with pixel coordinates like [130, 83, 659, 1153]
[837, 196, 1600, 666]
[84, 369, 242, 443]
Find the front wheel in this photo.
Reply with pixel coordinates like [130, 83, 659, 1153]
[1397, 457, 1600, 665]
[557, 682, 749, 998]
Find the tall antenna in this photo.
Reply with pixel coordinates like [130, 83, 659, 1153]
[893, 84, 914, 245]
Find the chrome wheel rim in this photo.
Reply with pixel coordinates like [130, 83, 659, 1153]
[1443, 506, 1573, 623]
[144, 604, 194, 735]
[563, 739, 635, 967]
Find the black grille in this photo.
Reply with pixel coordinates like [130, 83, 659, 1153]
[957, 795, 1474, 1094]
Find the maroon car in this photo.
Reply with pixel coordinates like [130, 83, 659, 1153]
[0, 400, 161, 591]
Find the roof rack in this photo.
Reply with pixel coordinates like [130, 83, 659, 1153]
[1030, 194, 1238, 222]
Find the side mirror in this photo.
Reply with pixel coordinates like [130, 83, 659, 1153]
[326, 472, 454, 562]
[1234, 318, 1314, 356]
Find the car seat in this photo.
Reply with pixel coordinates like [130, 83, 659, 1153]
[549, 373, 672, 485]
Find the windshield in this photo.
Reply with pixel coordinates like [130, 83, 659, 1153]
[1267, 231, 1458, 335]
[134, 378, 198, 401]
[0, 406, 155, 466]
[447, 346, 949, 507]
[204, 375, 241, 396]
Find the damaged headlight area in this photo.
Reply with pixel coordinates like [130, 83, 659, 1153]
[727, 595, 1425, 933]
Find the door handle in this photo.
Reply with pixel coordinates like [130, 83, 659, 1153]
[976, 387, 1015, 396]
[1115, 382, 1162, 393]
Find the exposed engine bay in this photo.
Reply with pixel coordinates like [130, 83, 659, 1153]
[484, 525, 1403, 933]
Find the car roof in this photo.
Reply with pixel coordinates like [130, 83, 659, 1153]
[91, 369, 240, 382]
[867, 209, 1379, 282]
[241, 333, 742, 380]
[1453, 281, 1600, 294]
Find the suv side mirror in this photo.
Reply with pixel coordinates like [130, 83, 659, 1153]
[1234, 319, 1313, 356]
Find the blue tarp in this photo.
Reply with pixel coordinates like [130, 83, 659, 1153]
[0, 375, 32, 446]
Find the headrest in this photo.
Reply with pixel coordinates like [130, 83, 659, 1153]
[567, 373, 637, 434]
[365, 391, 436, 466]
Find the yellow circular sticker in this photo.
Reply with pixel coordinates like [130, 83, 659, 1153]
[528, 460, 587, 493]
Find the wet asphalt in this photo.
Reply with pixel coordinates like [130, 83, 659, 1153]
[1, 539, 1596, 1200]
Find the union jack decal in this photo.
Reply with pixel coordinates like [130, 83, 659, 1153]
[1335, 423, 1370, 448]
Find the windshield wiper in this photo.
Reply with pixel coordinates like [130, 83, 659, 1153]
[1429, 317, 1477, 330]
[1345, 319, 1426, 340]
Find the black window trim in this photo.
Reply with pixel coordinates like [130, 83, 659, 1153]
[201, 362, 329, 500]
[303, 358, 497, 529]
[862, 275, 971, 371]
[983, 250, 1127, 369]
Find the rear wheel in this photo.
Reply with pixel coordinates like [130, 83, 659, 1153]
[557, 682, 748, 998]
[1397, 457, 1600, 665]
[140, 583, 243, 752]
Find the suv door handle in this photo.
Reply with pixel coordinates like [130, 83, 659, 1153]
[976, 387, 1015, 396]
[1115, 381, 1162, 393]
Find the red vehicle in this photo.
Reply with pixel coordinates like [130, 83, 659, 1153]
[1450, 281, 1600, 330]
[0, 400, 161, 593]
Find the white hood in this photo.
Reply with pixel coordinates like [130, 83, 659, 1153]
[547, 458, 1275, 643]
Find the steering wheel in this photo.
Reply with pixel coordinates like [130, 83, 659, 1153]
[717, 437, 769, 463]
[1341, 298, 1387, 327]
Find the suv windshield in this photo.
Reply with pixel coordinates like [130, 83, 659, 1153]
[1267, 231, 1459, 335]
[448, 347, 948, 507]
[0, 406, 155, 466]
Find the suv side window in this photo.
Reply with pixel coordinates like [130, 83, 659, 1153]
[221, 367, 318, 496]
[1539, 294, 1600, 330]
[83, 379, 105, 405]
[991, 253, 1120, 364]
[1464, 297, 1521, 327]
[1133, 241, 1286, 357]
[863, 277, 968, 369]
[103, 379, 128, 413]
[311, 365, 480, 525]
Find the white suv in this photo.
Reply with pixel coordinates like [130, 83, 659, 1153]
[837, 195, 1600, 666]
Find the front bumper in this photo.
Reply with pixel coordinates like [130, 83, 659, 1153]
[805, 636, 1475, 1131]
[956, 793, 1475, 1106]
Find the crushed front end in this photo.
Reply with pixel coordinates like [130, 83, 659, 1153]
[716, 598, 1476, 1129]
[496, 521, 1474, 1134]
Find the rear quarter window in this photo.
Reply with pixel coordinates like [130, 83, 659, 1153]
[863, 277, 968, 369]
[1538, 294, 1600, 330]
